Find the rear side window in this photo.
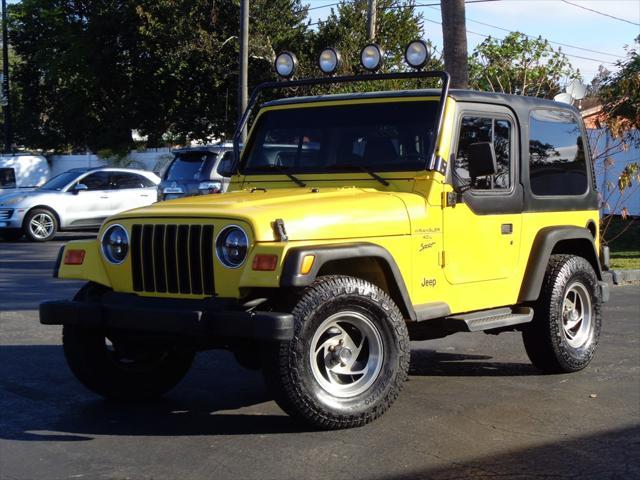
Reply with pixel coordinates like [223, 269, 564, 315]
[113, 173, 155, 189]
[529, 109, 588, 196]
[216, 151, 234, 176]
[0, 168, 16, 188]
[80, 172, 111, 190]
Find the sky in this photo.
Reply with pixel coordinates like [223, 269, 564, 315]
[306, 0, 640, 82]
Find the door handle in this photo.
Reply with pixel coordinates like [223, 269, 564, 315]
[139, 194, 150, 197]
[501, 223, 513, 235]
[99, 196, 109, 199]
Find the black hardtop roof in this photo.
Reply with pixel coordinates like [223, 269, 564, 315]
[262, 88, 579, 115]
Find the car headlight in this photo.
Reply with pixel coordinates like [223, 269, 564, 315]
[216, 225, 248, 268]
[101, 224, 129, 264]
[0, 195, 27, 206]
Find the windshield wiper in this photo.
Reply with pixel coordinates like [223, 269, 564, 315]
[249, 164, 306, 187]
[332, 164, 390, 187]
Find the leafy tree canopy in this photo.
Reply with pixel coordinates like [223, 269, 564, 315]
[469, 32, 577, 98]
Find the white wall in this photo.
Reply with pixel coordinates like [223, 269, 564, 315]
[49, 149, 173, 176]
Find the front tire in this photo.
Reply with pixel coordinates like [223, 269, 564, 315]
[24, 208, 58, 242]
[62, 283, 194, 400]
[522, 255, 601, 373]
[263, 276, 410, 429]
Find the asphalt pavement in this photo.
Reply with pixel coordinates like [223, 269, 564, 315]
[1, 235, 639, 480]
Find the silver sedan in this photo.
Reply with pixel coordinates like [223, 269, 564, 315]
[0, 167, 160, 241]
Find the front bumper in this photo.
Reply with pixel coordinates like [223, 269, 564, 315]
[39, 292, 294, 341]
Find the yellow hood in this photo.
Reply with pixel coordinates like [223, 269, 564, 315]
[114, 187, 414, 241]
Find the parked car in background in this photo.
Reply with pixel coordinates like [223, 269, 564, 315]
[0, 154, 50, 195]
[0, 167, 159, 241]
[158, 144, 234, 201]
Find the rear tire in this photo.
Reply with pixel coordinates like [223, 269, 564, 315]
[262, 275, 410, 429]
[522, 255, 601, 373]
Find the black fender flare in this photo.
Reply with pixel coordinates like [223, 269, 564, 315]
[518, 226, 602, 302]
[280, 242, 417, 320]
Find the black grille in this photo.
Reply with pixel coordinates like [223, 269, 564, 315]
[0, 208, 13, 220]
[131, 224, 215, 295]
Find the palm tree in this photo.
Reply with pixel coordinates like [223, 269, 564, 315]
[441, 0, 469, 89]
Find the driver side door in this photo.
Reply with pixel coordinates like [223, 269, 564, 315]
[65, 171, 113, 227]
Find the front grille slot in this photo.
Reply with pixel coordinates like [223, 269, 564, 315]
[131, 223, 215, 296]
[0, 208, 13, 220]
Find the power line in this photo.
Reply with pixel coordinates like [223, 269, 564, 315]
[421, 17, 617, 65]
[561, 0, 639, 26]
[422, 5, 621, 58]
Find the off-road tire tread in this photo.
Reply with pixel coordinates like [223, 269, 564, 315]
[263, 275, 410, 430]
[522, 254, 601, 373]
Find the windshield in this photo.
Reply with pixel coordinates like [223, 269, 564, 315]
[165, 153, 216, 181]
[39, 171, 83, 191]
[242, 101, 438, 174]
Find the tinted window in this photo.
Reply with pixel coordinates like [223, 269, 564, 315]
[455, 116, 511, 190]
[80, 172, 111, 191]
[529, 109, 588, 196]
[112, 173, 154, 189]
[166, 153, 214, 181]
[216, 151, 234, 176]
[0, 168, 16, 188]
[243, 102, 439, 173]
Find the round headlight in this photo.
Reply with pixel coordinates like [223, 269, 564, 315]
[101, 224, 129, 264]
[274, 51, 298, 79]
[405, 39, 429, 69]
[360, 43, 384, 71]
[318, 47, 342, 75]
[216, 226, 248, 268]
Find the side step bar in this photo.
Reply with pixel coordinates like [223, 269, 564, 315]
[445, 307, 534, 332]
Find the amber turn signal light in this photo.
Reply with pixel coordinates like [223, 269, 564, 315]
[64, 249, 85, 265]
[252, 254, 278, 271]
[300, 255, 315, 275]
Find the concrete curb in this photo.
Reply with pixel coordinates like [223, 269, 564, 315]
[608, 269, 640, 285]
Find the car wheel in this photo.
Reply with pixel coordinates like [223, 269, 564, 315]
[61, 283, 195, 400]
[262, 275, 410, 429]
[24, 208, 58, 242]
[522, 254, 602, 373]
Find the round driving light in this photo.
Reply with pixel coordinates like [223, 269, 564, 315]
[101, 224, 129, 264]
[318, 47, 342, 75]
[360, 43, 384, 71]
[405, 39, 429, 69]
[216, 225, 249, 268]
[274, 51, 298, 79]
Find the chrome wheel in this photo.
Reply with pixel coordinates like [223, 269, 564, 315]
[561, 282, 592, 348]
[28, 212, 55, 239]
[309, 310, 384, 398]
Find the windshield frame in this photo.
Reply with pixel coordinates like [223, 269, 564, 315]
[232, 71, 451, 177]
[239, 97, 440, 176]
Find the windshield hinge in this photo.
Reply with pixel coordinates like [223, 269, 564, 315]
[273, 218, 288, 242]
[429, 155, 448, 175]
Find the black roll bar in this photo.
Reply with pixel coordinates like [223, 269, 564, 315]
[232, 70, 451, 175]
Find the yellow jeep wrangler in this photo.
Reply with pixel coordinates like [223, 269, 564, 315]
[40, 52, 609, 430]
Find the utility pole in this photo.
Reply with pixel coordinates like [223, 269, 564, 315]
[366, 0, 377, 41]
[441, 0, 469, 89]
[238, 0, 249, 141]
[1, 0, 12, 152]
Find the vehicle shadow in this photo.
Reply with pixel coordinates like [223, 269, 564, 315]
[1, 344, 538, 441]
[409, 348, 539, 377]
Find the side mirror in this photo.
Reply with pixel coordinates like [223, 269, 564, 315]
[73, 183, 88, 194]
[468, 142, 497, 180]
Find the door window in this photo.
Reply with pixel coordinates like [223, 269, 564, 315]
[455, 116, 512, 190]
[80, 172, 111, 190]
[216, 151, 234, 176]
[529, 109, 588, 196]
